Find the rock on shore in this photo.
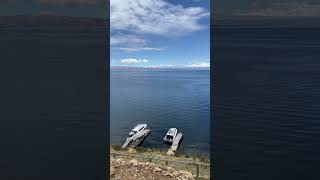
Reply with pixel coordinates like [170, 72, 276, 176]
[110, 158, 195, 180]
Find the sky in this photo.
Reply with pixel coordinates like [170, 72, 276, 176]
[110, 0, 210, 68]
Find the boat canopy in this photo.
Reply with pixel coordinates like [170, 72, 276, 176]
[167, 128, 177, 135]
[132, 124, 147, 132]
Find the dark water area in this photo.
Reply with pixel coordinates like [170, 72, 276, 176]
[111, 69, 210, 157]
[0, 25, 107, 179]
[213, 25, 320, 180]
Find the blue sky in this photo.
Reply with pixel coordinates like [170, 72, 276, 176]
[110, 0, 210, 68]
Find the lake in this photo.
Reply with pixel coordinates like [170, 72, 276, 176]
[110, 68, 210, 157]
[1, 24, 107, 179]
[213, 24, 320, 180]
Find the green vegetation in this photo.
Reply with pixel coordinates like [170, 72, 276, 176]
[111, 144, 122, 151]
[135, 147, 147, 153]
[110, 144, 210, 179]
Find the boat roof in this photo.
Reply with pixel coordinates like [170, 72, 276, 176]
[166, 128, 177, 135]
[132, 124, 147, 131]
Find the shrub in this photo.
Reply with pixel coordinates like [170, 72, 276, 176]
[112, 144, 122, 151]
[135, 147, 147, 153]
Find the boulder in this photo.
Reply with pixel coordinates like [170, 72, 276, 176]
[166, 172, 174, 177]
[172, 171, 179, 176]
[110, 167, 115, 177]
[129, 159, 138, 166]
[153, 167, 162, 172]
[167, 167, 174, 172]
[149, 162, 156, 167]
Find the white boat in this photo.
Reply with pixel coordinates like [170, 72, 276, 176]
[129, 124, 147, 137]
[163, 128, 177, 143]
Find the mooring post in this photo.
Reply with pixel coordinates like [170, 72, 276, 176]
[149, 158, 152, 162]
[196, 163, 200, 179]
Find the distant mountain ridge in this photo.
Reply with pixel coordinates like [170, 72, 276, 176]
[0, 15, 107, 27]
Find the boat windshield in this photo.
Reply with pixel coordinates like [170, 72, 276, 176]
[129, 130, 136, 137]
[166, 135, 173, 140]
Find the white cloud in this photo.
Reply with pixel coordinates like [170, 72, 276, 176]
[110, 34, 146, 46]
[111, 35, 164, 52]
[110, 0, 209, 36]
[118, 47, 164, 52]
[186, 62, 210, 68]
[120, 58, 149, 64]
[144, 64, 174, 68]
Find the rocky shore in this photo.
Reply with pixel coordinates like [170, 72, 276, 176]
[110, 158, 195, 180]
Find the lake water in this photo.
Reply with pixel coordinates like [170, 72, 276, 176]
[213, 25, 320, 180]
[110, 69, 210, 157]
[1, 25, 107, 179]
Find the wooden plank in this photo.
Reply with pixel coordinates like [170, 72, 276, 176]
[130, 129, 151, 147]
[121, 138, 132, 149]
[121, 129, 151, 149]
[167, 133, 183, 155]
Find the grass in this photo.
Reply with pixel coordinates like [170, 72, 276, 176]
[135, 147, 147, 153]
[111, 144, 122, 151]
[110, 144, 210, 179]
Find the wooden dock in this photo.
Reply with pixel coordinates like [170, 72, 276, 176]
[121, 129, 151, 149]
[167, 133, 183, 155]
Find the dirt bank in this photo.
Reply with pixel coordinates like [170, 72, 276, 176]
[110, 158, 195, 180]
[110, 145, 210, 179]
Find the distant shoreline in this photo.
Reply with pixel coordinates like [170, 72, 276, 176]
[110, 66, 210, 70]
[0, 15, 107, 27]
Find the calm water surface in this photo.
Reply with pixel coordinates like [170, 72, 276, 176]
[214, 25, 320, 180]
[110, 69, 210, 156]
[1, 25, 107, 179]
